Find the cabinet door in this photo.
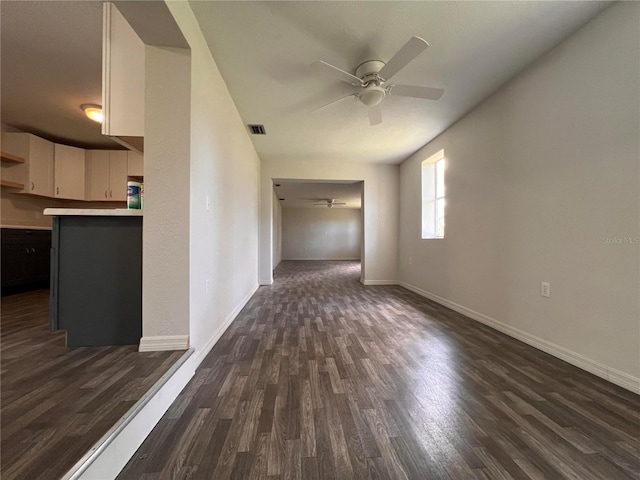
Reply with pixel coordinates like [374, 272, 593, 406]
[1, 243, 29, 287]
[27, 135, 54, 197]
[31, 233, 51, 284]
[108, 151, 128, 201]
[54, 144, 85, 200]
[102, 3, 145, 137]
[85, 150, 110, 201]
[127, 151, 144, 176]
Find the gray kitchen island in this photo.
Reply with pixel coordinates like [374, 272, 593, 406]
[45, 208, 143, 347]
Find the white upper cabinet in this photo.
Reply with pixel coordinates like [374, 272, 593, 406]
[85, 150, 129, 201]
[54, 144, 85, 200]
[108, 151, 128, 201]
[127, 151, 144, 177]
[102, 3, 145, 138]
[1, 132, 54, 197]
[3, 131, 134, 202]
[85, 150, 110, 200]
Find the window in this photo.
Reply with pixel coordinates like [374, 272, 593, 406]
[422, 150, 445, 239]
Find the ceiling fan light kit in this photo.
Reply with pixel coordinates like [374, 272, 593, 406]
[313, 199, 347, 208]
[359, 85, 386, 107]
[312, 36, 445, 126]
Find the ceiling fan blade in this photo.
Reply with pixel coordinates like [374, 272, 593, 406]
[311, 61, 363, 86]
[312, 93, 358, 112]
[334, 203, 347, 205]
[389, 85, 444, 100]
[368, 105, 382, 126]
[378, 36, 429, 82]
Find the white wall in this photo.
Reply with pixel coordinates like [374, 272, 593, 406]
[87, 3, 262, 474]
[398, 2, 640, 390]
[141, 45, 191, 348]
[167, 2, 260, 356]
[282, 207, 361, 260]
[272, 191, 282, 269]
[260, 161, 398, 285]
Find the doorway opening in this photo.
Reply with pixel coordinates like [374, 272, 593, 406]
[271, 179, 364, 281]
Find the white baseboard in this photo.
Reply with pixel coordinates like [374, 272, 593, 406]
[399, 281, 640, 395]
[361, 279, 398, 286]
[191, 283, 259, 367]
[139, 335, 190, 352]
[259, 276, 273, 286]
[70, 349, 196, 480]
[283, 257, 361, 261]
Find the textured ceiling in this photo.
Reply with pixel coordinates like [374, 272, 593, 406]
[0, 1, 610, 157]
[0, 0, 119, 149]
[191, 1, 610, 164]
[274, 181, 362, 209]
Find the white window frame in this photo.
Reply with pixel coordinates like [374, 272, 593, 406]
[421, 150, 445, 239]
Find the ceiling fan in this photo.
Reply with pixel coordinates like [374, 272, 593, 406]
[311, 36, 444, 126]
[313, 199, 346, 208]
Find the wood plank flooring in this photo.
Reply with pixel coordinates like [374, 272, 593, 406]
[1, 289, 184, 480]
[119, 260, 640, 479]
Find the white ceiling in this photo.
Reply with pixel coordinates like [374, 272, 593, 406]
[274, 181, 362, 209]
[191, 1, 610, 165]
[0, 0, 119, 149]
[1, 1, 610, 159]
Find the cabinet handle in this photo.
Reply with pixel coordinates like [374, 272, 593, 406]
[109, 190, 112, 198]
[105, 191, 108, 199]
[31, 248, 36, 253]
[25, 248, 30, 254]
[56, 187, 59, 195]
[31, 182, 35, 191]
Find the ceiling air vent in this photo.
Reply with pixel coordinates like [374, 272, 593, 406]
[248, 124, 266, 135]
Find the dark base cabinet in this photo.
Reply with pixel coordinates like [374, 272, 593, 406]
[50, 216, 142, 347]
[1, 228, 51, 295]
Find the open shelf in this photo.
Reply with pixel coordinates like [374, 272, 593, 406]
[1, 151, 26, 164]
[1, 179, 25, 189]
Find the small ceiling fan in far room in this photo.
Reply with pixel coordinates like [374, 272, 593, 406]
[311, 36, 445, 126]
[313, 199, 346, 208]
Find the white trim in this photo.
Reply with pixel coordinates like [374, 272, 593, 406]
[259, 276, 273, 286]
[191, 283, 259, 367]
[361, 279, 398, 286]
[139, 335, 189, 352]
[399, 281, 640, 395]
[71, 349, 196, 479]
[44, 208, 143, 217]
[282, 257, 361, 261]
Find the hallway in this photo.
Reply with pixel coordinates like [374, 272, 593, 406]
[119, 261, 640, 479]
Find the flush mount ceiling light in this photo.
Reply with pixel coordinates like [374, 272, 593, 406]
[81, 104, 103, 124]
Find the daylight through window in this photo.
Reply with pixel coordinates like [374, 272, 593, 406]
[422, 150, 445, 239]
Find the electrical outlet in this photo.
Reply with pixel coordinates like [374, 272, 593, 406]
[205, 195, 211, 212]
[205, 279, 210, 295]
[408, 256, 413, 265]
[541, 282, 551, 298]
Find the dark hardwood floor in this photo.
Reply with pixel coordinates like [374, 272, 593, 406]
[1, 289, 184, 480]
[119, 260, 640, 479]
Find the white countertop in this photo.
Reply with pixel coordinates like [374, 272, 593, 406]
[1, 225, 52, 230]
[44, 208, 143, 217]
